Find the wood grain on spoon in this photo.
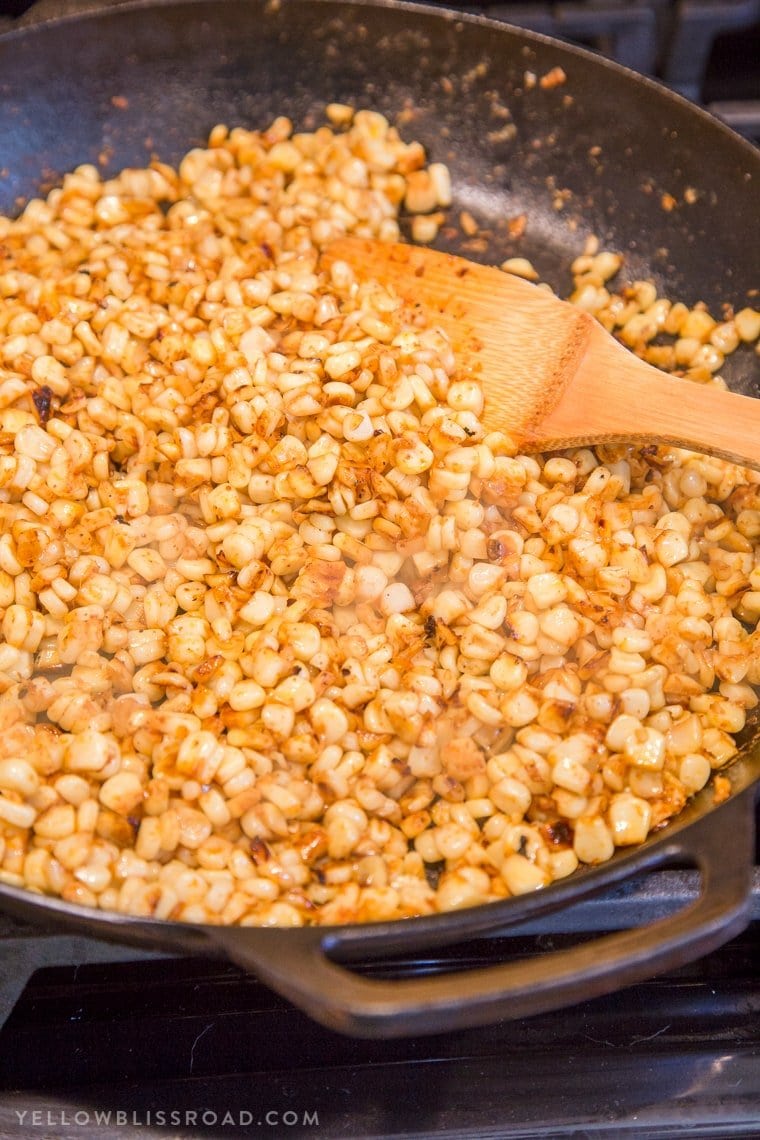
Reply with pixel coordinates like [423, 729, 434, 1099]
[325, 237, 760, 468]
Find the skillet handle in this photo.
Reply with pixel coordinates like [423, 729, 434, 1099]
[207, 788, 756, 1038]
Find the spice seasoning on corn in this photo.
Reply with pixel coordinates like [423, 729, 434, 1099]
[0, 109, 759, 927]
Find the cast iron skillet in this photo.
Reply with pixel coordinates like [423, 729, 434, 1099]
[0, 0, 758, 1038]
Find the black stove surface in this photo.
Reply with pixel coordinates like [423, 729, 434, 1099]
[0, 913, 757, 1139]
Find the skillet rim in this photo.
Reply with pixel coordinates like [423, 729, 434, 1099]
[0, 0, 757, 945]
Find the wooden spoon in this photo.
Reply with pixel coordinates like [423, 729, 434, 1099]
[325, 237, 760, 467]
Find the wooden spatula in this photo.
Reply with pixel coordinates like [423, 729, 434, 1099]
[325, 237, 760, 467]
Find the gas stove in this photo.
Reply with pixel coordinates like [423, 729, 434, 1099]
[0, 2, 758, 1137]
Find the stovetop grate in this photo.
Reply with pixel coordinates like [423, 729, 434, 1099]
[0, 923, 758, 1138]
[0, 859, 758, 1138]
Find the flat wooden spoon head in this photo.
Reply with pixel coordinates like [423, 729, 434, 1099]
[325, 237, 760, 468]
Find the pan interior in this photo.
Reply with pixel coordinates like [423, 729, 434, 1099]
[0, 0, 758, 938]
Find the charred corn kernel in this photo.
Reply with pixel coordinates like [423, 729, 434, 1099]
[65, 731, 119, 773]
[34, 803, 76, 840]
[607, 793, 652, 845]
[550, 751, 591, 794]
[15, 424, 57, 461]
[176, 731, 224, 782]
[500, 690, 539, 727]
[678, 753, 712, 792]
[228, 679, 266, 712]
[490, 654, 529, 691]
[490, 777, 532, 817]
[466, 691, 502, 726]
[0, 795, 37, 829]
[526, 572, 567, 609]
[624, 726, 666, 769]
[500, 853, 548, 894]
[680, 309, 716, 341]
[380, 583, 415, 615]
[0, 758, 39, 798]
[573, 816, 615, 864]
[261, 701, 296, 738]
[54, 774, 92, 806]
[128, 629, 167, 666]
[310, 698, 349, 743]
[605, 714, 643, 752]
[734, 307, 760, 342]
[282, 622, 321, 661]
[502, 258, 539, 281]
[2, 604, 45, 651]
[436, 866, 491, 911]
[446, 380, 484, 415]
[619, 688, 651, 719]
[99, 772, 145, 816]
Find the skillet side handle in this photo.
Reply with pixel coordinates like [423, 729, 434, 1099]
[208, 789, 756, 1038]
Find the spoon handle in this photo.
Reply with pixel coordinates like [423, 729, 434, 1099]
[534, 323, 760, 468]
